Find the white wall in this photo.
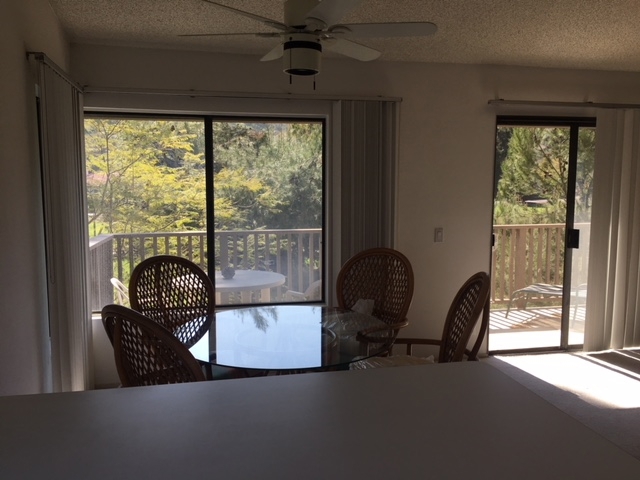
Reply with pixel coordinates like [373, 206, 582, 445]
[72, 44, 640, 364]
[0, 0, 70, 395]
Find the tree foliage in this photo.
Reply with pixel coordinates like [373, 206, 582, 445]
[211, 121, 322, 230]
[85, 118, 323, 236]
[494, 126, 595, 224]
[85, 119, 207, 235]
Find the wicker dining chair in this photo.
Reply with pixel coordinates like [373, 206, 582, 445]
[351, 271, 491, 369]
[102, 304, 206, 387]
[336, 247, 415, 352]
[129, 255, 214, 347]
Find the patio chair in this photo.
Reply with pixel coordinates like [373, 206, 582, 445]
[571, 283, 588, 326]
[336, 247, 414, 353]
[102, 304, 205, 387]
[506, 282, 587, 326]
[350, 271, 491, 369]
[505, 283, 563, 318]
[283, 279, 322, 302]
[129, 255, 214, 347]
[110, 277, 130, 306]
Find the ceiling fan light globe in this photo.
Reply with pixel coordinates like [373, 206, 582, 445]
[283, 34, 322, 76]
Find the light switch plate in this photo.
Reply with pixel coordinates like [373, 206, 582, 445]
[434, 227, 444, 243]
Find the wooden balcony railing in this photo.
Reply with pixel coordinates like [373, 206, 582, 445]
[89, 224, 590, 311]
[89, 229, 322, 311]
[491, 222, 590, 306]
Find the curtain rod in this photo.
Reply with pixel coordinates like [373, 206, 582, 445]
[488, 99, 640, 109]
[84, 86, 402, 103]
[27, 52, 84, 93]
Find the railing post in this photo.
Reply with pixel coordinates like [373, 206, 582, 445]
[514, 228, 527, 291]
[218, 232, 229, 269]
[88, 234, 115, 310]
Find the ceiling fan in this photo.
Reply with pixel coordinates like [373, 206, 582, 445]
[182, 0, 437, 77]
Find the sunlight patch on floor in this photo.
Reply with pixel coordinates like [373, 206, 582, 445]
[496, 352, 640, 409]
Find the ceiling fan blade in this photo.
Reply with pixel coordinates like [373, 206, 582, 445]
[260, 44, 284, 62]
[322, 37, 380, 61]
[305, 0, 362, 28]
[201, 0, 287, 31]
[179, 32, 281, 38]
[331, 22, 438, 38]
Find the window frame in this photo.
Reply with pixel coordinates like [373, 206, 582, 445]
[84, 110, 329, 310]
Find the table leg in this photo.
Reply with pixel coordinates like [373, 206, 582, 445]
[260, 288, 271, 302]
[216, 292, 232, 305]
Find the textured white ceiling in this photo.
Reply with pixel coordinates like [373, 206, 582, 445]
[48, 0, 640, 72]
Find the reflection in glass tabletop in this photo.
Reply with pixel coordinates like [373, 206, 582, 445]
[189, 305, 391, 371]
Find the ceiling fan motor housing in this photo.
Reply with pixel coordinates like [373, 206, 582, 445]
[283, 33, 322, 76]
[284, 0, 321, 28]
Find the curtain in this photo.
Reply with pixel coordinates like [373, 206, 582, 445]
[33, 53, 92, 391]
[584, 109, 640, 351]
[338, 100, 400, 265]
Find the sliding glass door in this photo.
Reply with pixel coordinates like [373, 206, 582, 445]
[489, 116, 595, 352]
[209, 118, 324, 306]
[85, 114, 325, 312]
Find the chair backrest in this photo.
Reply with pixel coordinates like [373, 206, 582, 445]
[336, 248, 414, 327]
[303, 279, 322, 301]
[129, 255, 214, 347]
[110, 277, 130, 306]
[438, 271, 491, 363]
[284, 279, 322, 302]
[102, 304, 206, 387]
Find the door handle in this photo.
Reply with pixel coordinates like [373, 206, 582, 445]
[567, 229, 580, 249]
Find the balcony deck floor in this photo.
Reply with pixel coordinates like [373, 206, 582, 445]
[488, 306, 585, 352]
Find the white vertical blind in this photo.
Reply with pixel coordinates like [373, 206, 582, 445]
[34, 53, 92, 391]
[338, 100, 400, 264]
[584, 109, 640, 350]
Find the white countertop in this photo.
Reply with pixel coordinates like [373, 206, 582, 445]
[1, 362, 639, 479]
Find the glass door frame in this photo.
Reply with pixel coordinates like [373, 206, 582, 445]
[489, 115, 596, 353]
[205, 115, 327, 308]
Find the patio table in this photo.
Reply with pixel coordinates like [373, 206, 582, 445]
[214, 269, 285, 304]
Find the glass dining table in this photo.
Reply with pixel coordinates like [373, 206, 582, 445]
[189, 305, 392, 373]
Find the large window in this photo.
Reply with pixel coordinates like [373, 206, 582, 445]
[85, 114, 325, 311]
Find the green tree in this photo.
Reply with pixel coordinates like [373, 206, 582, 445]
[85, 118, 206, 235]
[86, 118, 323, 236]
[213, 167, 279, 229]
[575, 128, 596, 222]
[212, 121, 322, 230]
[494, 126, 595, 224]
[256, 122, 323, 229]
